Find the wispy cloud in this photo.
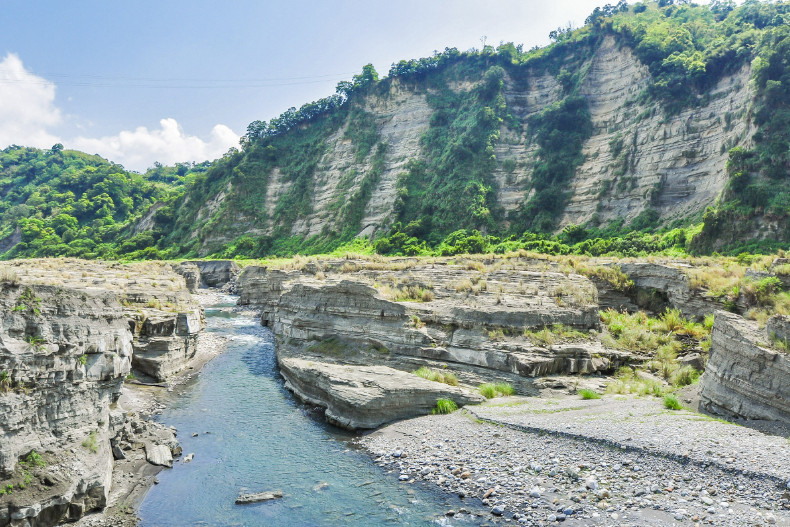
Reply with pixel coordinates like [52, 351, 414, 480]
[0, 53, 240, 171]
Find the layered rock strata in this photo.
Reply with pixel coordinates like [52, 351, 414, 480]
[237, 259, 624, 379]
[699, 311, 790, 422]
[188, 260, 239, 288]
[280, 358, 485, 430]
[0, 259, 202, 525]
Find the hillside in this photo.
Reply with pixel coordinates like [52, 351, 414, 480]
[2, 0, 790, 260]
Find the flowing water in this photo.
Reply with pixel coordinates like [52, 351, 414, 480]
[138, 303, 485, 527]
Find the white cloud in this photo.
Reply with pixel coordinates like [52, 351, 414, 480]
[70, 119, 240, 172]
[0, 53, 62, 148]
[0, 53, 240, 172]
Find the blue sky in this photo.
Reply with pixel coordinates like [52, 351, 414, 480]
[1, 0, 619, 170]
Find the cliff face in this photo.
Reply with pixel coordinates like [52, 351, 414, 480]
[0, 260, 203, 526]
[237, 257, 635, 380]
[169, 35, 755, 256]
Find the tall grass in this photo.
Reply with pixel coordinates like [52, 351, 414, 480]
[524, 324, 589, 346]
[663, 394, 682, 410]
[432, 399, 458, 414]
[413, 367, 459, 386]
[479, 382, 514, 399]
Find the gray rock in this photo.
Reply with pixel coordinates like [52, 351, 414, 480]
[145, 444, 173, 467]
[235, 490, 283, 504]
[183, 453, 194, 463]
[279, 358, 485, 430]
[491, 505, 505, 515]
[699, 311, 790, 423]
[190, 260, 240, 287]
[680, 352, 704, 370]
[112, 446, 126, 461]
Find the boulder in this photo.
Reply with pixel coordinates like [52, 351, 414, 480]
[279, 358, 485, 430]
[680, 352, 704, 371]
[145, 444, 173, 468]
[236, 491, 283, 504]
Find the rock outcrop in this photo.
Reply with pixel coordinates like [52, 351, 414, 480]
[189, 260, 240, 288]
[0, 259, 202, 526]
[237, 259, 622, 378]
[280, 358, 485, 430]
[174, 262, 201, 292]
[699, 311, 790, 422]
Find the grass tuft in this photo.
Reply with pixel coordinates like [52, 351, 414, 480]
[413, 366, 459, 386]
[432, 398, 458, 414]
[479, 382, 514, 399]
[663, 394, 682, 410]
[579, 389, 601, 400]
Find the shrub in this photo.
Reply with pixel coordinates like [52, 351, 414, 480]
[0, 371, 10, 394]
[579, 389, 601, 400]
[479, 383, 497, 399]
[432, 398, 458, 414]
[77, 354, 87, 366]
[663, 394, 682, 410]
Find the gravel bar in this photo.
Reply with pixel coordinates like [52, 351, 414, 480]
[358, 399, 790, 526]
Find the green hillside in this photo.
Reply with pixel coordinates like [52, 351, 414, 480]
[2, 0, 790, 260]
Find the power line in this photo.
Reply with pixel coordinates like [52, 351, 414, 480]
[0, 69, 360, 89]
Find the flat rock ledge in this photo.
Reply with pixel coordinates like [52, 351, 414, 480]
[235, 491, 283, 504]
[280, 358, 485, 430]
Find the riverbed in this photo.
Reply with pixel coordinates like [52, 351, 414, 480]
[137, 302, 483, 526]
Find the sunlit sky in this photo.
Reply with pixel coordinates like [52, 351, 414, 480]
[0, 0, 715, 170]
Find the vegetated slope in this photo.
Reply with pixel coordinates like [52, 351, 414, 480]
[2, 0, 789, 260]
[0, 145, 207, 259]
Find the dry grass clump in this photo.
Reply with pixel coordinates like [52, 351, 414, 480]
[376, 284, 434, 302]
[552, 281, 597, 307]
[413, 367, 459, 386]
[605, 368, 665, 397]
[684, 263, 745, 298]
[0, 266, 18, 284]
[454, 279, 473, 292]
[576, 265, 634, 293]
[524, 324, 589, 347]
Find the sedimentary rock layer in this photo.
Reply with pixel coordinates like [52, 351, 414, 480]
[237, 258, 631, 378]
[699, 311, 790, 422]
[280, 358, 485, 430]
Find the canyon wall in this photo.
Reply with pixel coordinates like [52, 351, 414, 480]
[0, 260, 203, 526]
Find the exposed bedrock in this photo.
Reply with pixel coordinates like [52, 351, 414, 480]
[237, 261, 632, 381]
[188, 260, 239, 287]
[699, 311, 790, 423]
[0, 284, 129, 525]
[604, 262, 723, 318]
[280, 358, 485, 430]
[0, 260, 203, 526]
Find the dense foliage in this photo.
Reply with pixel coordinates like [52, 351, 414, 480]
[3, 0, 790, 261]
[0, 145, 195, 259]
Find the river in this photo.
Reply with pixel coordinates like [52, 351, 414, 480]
[137, 301, 484, 527]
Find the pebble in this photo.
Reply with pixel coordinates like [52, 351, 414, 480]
[360, 412, 790, 527]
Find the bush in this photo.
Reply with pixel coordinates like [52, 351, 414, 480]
[663, 394, 682, 410]
[432, 399, 458, 414]
[579, 389, 601, 400]
[82, 431, 98, 453]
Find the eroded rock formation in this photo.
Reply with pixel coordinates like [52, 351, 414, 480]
[0, 260, 202, 526]
[699, 311, 790, 422]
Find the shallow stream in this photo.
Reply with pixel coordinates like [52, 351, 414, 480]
[138, 302, 483, 527]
